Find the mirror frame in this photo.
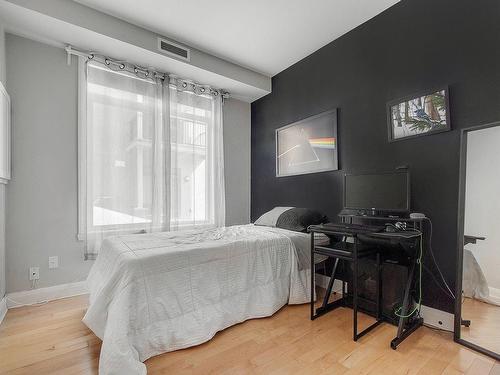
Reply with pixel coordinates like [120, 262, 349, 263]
[455, 120, 500, 361]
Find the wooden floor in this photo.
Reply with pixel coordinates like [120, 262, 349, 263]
[461, 297, 500, 355]
[0, 295, 499, 375]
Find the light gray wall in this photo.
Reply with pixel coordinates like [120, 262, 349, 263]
[0, 185, 5, 298]
[0, 22, 6, 299]
[5, 34, 251, 293]
[0, 23, 5, 83]
[223, 98, 251, 225]
[6, 34, 92, 292]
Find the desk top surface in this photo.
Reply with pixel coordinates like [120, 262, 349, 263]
[309, 224, 421, 239]
[338, 214, 424, 222]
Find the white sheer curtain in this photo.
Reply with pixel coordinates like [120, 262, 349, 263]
[79, 59, 225, 259]
[169, 78, 225, 231]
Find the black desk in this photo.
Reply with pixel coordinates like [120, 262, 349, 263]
[464, 235, 486, 246]
[309, 218, 424, 350]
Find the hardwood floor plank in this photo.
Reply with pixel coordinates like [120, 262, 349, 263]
[0, 295, 498, 374]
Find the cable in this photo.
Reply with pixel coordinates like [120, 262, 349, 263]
[6, 275, 87, 309]
[423, 263, 455, 300]
[423, 323, 453, 333]
[422, 218, 456, 299]
[6, 296, 49, 307]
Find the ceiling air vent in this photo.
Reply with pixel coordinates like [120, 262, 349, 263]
[157, 38, 190, 61]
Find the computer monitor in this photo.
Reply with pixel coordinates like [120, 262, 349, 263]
[343, 170, 410, 215]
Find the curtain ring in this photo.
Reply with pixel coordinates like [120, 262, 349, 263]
[134, 68, 139, 73]
[201, 88, 205, 93]
[182, 82, 187, 88]
[119, 64, 125, 69]
[105, 59, 111, 65]
[88, 53, 94, 60]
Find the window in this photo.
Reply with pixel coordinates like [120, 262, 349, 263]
[78, 59, 225, 258]
[86, 65, 156, 230]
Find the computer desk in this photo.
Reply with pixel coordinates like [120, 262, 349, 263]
[309, 215, 424, 350]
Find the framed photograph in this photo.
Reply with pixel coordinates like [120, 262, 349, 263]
[276, 109, 338, 177]
[387, 86, 450, 142]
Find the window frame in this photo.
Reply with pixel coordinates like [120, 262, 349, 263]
[77, 60, 217, 240]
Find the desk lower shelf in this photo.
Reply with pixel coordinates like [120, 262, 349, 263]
[314, 242, 379, 259]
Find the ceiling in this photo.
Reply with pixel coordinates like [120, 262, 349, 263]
[74, 0, 399, 76]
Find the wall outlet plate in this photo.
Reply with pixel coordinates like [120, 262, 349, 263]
[48, 256, 59, 269]
[29, 267, 40, 280]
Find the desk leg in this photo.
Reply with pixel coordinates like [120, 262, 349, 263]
[391, 259, 423, 349]
[397, 260, 415, 337]
[310, 233, 315, 320]
[376, 252, 381, 320]
[353, 239, 358, 341]
[321, 258, 339, 310]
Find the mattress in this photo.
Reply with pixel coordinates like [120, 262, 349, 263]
[83, 224, 326, 374]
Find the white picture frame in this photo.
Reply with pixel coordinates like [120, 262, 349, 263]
[0, 81, 10, 184]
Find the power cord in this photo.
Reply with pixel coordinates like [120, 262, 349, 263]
[393, 215, 457, 319]
[423, 263, 455, 300]
[422, 217, 456, 300]
[6, 276, 88, 308]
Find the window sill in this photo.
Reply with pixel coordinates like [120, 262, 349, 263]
[77, 222, 216, 241]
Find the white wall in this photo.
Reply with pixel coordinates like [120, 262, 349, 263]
[0, 21, 6, 299]
[4, 34, 251, 293]
[465, 125, 500, 290]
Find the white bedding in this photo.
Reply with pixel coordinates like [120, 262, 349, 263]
[83, 224, 324, 374]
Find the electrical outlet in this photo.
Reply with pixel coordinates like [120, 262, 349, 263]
[29, 267, 40, 280]
[48, 256, 59, 269]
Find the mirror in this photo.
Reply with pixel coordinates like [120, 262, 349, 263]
[458, 123, 500, 359]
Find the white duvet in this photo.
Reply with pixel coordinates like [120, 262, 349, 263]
[83, 224, 321, 375]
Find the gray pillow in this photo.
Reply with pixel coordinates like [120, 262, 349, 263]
[254, 207, 327, 232]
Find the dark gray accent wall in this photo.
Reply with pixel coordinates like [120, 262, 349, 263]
[251, 0, 500, 313]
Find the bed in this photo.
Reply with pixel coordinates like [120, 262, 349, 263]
[83, 223, 328, 375]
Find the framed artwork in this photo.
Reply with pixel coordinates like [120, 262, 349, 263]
[387, 86, 450, 142]
[0, 81, 10, 184]
[276, 109, 338, 177]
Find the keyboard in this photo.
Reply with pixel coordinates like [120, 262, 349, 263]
[320, 222, 385, 233]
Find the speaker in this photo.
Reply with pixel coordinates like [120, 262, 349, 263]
[344, 258, 410, 323]
[382, 260, 408, 323]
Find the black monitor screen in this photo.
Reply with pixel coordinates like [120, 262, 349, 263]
[344, 171, 409, 212]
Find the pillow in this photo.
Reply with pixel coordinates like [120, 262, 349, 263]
[253, 207, 294, 227]
[254, 207, 327, 232]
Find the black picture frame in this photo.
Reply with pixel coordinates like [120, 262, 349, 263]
[387, 86, 451, 142]
[275, 108, 338, 177]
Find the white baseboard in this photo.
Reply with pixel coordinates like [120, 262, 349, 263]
[0, 296, 7, 325]
[315, 274, 343, 293]
[6, 281, 88, 309]
[420, 304, 454, 331]
[489, 286, 500, 305]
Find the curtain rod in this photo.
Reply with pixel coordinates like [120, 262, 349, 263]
[64, 45, 230, 98]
